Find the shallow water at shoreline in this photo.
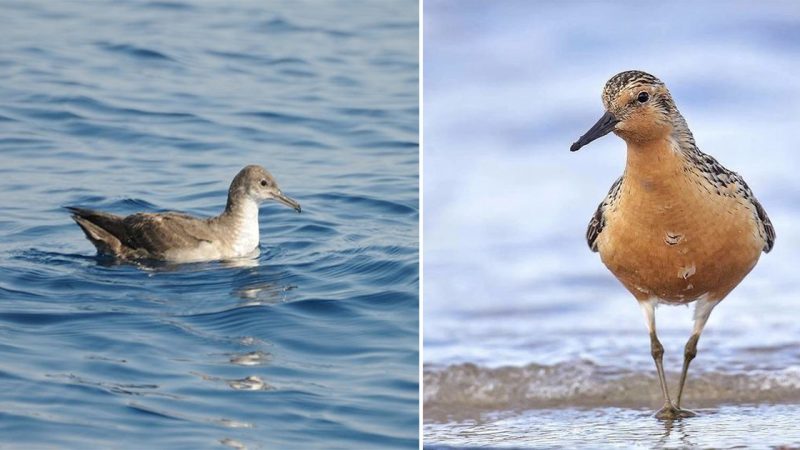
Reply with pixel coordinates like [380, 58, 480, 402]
[425, 404, 800, 449]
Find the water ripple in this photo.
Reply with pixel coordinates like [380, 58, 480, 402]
[97, 42, 175, 62]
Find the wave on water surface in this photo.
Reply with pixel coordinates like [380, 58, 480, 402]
[424, 361, 800, 421]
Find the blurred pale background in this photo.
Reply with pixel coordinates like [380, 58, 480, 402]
[423, 1, 800, 447]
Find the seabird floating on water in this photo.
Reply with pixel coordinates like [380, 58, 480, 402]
[67, 165, 301, 263]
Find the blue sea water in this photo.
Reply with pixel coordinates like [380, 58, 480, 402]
[0, 1, 418, 449]
[424, 0, 800, 448]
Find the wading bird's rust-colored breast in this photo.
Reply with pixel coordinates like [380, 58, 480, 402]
[596, 140, 765, 303]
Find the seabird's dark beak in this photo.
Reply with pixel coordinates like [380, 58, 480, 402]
[570, 110, 620, 152]
[274, 191, 302, 213]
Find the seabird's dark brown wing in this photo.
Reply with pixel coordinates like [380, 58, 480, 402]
[68, 207, 217, 258]
[67, 207, 128, 256]
[66, 207, 128, 240]
[587, 176, 622, 252]
[121, 212, 216, 255]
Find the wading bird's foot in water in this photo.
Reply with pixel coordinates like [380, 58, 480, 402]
[655, 404, 697, 420]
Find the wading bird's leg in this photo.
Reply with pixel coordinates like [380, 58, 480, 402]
[675, 297, 720, 411]
[639, 299, 677, 419]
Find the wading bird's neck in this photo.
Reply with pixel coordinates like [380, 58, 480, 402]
[668, 110, 697, 153]
[623, 137, 688, 190]
[623, 114, 697, 188]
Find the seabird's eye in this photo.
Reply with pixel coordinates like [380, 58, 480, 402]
[637, 91, 649, 103]
[260, 180, 267, 187]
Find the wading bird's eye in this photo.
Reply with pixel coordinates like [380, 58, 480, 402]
[637, 91, 649, 103]
[260, 180, 267, 187]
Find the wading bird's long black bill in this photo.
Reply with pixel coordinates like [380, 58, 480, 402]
[570, 110, 620, 152]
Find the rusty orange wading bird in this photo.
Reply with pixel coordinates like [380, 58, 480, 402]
[570, 70, 775, 420]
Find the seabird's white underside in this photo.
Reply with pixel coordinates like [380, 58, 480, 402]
[162, 198, 261, 263]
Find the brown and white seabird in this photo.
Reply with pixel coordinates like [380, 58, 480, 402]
[67, 165, 301, 263]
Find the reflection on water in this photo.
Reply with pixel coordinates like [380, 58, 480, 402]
[220, 438, 248, 449]
[227, 375, 274, 391]
[229, 351, 271, 366]
[234, 280, 296, 304]
[425, 405, 800, 449]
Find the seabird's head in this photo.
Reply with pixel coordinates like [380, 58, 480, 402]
[570, 70, 679, 151]
[229, 165, 301, 213]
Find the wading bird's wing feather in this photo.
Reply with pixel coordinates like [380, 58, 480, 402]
[752, 198, 775, 253]
[688, 149, 775, 253]
[587, 176, 622, 252]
